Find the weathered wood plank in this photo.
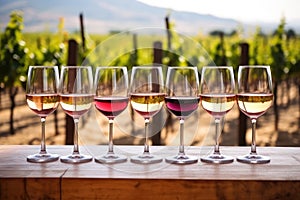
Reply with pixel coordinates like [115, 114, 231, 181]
[0, 178, 60, 199]
[61, 179, 300, 200]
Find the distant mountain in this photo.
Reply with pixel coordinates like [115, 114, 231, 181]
[0, 0, 297, 35]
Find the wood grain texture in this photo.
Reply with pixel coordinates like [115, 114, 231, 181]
[0, 145, 300, 199]
[61, 179, 300, 200]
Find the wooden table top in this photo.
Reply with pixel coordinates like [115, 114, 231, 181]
[1, 145, 300, 180]
[1, 145, 300, 199]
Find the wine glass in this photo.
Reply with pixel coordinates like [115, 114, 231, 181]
[129, 66, 165, 164]
[94, 66, 129, 164]
[165, 67, 200, 164]
[236, 65, 273, 164]
[200, 66, 235, 164]
[26, 66, 60, 163]
[59, 66, 94, 163]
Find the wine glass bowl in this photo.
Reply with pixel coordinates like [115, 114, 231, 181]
[130, 93, 165, 119]
[165, 66, 200, 164]
[237, 94, 273, 119]
[200, 66, 235, 164]
[60, 94, 94, 119]
[59, 66, 94, 164]
[26, 66, 60, 163]
[236, 65, 273, 164]
[129, 66, 165, 164]
[94, 66, 129, 164]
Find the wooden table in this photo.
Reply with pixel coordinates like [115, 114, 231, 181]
[0, 145, 300, 199]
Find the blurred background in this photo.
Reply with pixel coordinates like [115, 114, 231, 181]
[0, 0, 299, 147]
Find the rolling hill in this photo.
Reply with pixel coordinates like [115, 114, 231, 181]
[1, 0, 297, 35]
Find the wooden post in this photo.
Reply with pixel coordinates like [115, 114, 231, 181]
[219, 32, 227, 65]
[132, 33, 138, 66]
[165, 16, 172, 50]
[0, 87, 2, 110]
[153, 41, 162, 65]
[79, 13, 85, 52]
[238, 43, 249, 146]
[133, 33, 137, 51]
[151, 41, 163, 145]
[65, 39, 78, 145]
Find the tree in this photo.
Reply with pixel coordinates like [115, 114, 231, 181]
[286, 29, 296, 40]
[0, 11, 29, 134]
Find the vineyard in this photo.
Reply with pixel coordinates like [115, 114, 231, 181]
[0, 11, 300, 147]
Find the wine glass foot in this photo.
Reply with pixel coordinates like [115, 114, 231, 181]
[60, 154, 93, 164]
[165, 154, 198, 164]
[237, 154, 270, 164]
[130, 153, 163, 164]
[27, 153, 59, 163]
[201, 153, 234, 164]
[95, 153, 127, 164]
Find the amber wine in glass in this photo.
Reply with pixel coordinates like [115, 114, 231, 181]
[129, 66, 165, 164]
[236, 65, 273, 164]
[200, 66, 235, 164]
[26, 66, 60, 163]
[59, 66, 94, 164]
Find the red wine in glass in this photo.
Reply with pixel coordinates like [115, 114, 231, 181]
[165, 67, 200, 164]
[165, 96, 200, 118]
[94, 96, 129, 119]
[94, 66, 129, 164]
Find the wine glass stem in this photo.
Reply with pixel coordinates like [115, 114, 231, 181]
[251, 119, 257, 154]
[143, 118, 150, 154]
[108, 119, 114, 153]
[179, 118, 185, 154]
[214, 118, 220, 154]
[73, 118, 80, 154]
[40, 117, 47, 154]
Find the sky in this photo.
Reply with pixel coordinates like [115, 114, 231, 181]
[138, 0, 300, 23]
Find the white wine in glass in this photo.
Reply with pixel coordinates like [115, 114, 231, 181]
[94, 66, 129, 164]
[237, 65, 273, 164]
[129, 66, 165, 164]
[26, 66, 60, 163]
[59, 66, 94, 164]
[200, 66, 235, 164]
